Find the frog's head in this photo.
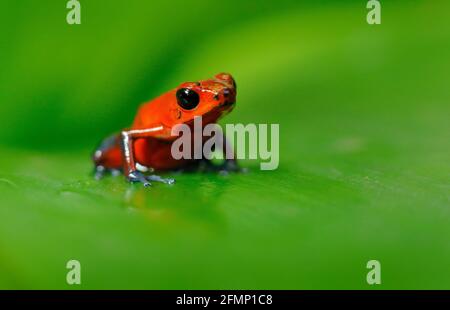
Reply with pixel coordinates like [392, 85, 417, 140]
[171, 73, 237, 125]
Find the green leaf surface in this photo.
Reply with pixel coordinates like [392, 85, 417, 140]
[0, 0, 449, 289]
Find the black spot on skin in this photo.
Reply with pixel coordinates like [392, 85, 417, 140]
[195, 82, 201, 86]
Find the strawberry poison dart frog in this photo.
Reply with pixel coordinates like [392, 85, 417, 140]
[92, 73, 240, 187]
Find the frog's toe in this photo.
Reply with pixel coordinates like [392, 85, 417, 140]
[127, 170, 152, 187]
[146, 175, 176, 185]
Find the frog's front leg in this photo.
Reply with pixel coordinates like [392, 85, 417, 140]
[121, 126, 175, 187]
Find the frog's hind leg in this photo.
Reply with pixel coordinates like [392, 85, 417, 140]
[93, 133, 123, 180]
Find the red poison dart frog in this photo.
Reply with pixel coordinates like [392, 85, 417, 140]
[92, 73, 240, 186]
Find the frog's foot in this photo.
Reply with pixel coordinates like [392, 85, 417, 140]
[94, 165, 122, 180]
[127, 170, 175, 187]
[127, 170, 151, 187]
[146, 174, 176, 185]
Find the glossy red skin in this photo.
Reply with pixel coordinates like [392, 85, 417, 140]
[95, 73, 236, 171]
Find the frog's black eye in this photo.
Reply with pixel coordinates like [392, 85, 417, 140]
[176, 88, 200, 110]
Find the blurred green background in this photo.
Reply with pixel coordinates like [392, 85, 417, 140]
[0, 0, 449, 289]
